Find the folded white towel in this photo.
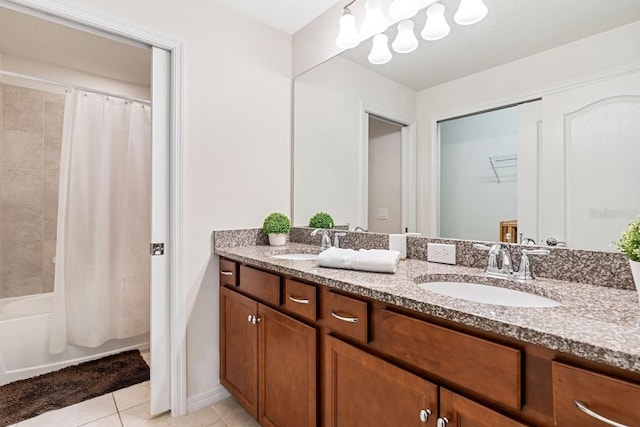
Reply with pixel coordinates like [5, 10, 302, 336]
[317, 247, 356, 269]
[351, 249, 401, 273]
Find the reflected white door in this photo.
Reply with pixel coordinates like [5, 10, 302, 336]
[150, 46, 171, 414]
[540, 71, 640, 251]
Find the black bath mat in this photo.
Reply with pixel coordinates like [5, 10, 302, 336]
[0, 349, 149, 426]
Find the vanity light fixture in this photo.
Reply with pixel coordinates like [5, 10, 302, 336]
[368, 33, 393, 64]
[335, 0, 488, 65]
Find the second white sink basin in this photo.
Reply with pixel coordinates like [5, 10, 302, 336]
[419, 281, 561, 308]
[272, 253, 318, 261]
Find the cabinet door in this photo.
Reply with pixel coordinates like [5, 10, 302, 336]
[220, 287, 259, 418]
[325, 335, 438, 427]
[439, 389, 527, 427]
[259, 304, 317, 427]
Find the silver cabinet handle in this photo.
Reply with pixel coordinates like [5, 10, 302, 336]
[247, 315, 261, 325]
[574, 401, 628, 427]
[247, 315, 253, 323]
[331, 311, 358, 323]
[437, 417, 449, 427]
[419, 409, 431, 423]
[221, 271, 233, 276]
[288, 296, 310, 305]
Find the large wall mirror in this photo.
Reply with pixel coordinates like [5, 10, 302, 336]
[293, 0, 640, 251]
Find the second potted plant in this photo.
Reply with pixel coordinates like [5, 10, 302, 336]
[615, 214, 640, 293]
[262, 212, 291, 246]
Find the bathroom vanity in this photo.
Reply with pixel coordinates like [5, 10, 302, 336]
[216, 239, 640, 427]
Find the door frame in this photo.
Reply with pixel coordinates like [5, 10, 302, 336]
[2, 0, 187, 416]
[359, 103, 416, 232]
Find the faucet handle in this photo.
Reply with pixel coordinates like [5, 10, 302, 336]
[517, 248, 549, 280]
[474, 243, 501, 271]
[522, 249, 550, 256]
[473, 243, 491, 251]
[333, 232, 347, 248]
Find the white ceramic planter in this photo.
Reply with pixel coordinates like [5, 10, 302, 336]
[630, 259, 640, 293]
[268, 233, 287, 246]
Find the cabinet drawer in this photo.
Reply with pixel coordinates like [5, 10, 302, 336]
[219, 258, 238, 287]
[283, 279, 317, 321]
[373, 309, 521, 410]
[323, 291, 368, 343]
[238, 265, 280, 306]
[552, 361, 640, 426]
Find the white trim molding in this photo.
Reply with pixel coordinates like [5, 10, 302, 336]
[2, 0, 187, 416]
[187, 384, 231, 413]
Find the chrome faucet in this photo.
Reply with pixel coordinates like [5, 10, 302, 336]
[474, 243, 549, 280]
[311, 228, 332, 250]
[351, 226, 366, 232]
[333, 232, 347, 248]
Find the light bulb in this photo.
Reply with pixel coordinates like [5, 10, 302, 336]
[421, 2, 450, 41]
[392, 20, 418, 53]
[454, 0, 488, 26]
[361, 0, 388, 38]
[388, 0, 421, 21]
[368, 34, 392, 65]
[335, 11, 361, 49]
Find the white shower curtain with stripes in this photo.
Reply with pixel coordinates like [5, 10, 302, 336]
[50, 89, 151, 354]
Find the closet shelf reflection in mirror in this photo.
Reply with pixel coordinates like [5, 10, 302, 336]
[486, 154, 518, 184]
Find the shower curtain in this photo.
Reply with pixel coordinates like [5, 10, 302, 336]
[50, 90, 151, 354]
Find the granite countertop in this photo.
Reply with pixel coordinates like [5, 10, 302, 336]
[215, 243, 640, 374]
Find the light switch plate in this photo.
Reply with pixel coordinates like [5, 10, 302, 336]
[377, 208, 388, 220]
[427, 243, 456, 265]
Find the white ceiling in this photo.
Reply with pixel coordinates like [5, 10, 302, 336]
[221, 0, 344, 34]
[339, 0, 640, 90]
[0, 7, 151, 86]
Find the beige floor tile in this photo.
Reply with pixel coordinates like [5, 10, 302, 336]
[211, 397, 258, 427]
[19, 394, 118, 427]
[140, 350, 150, 367]
[120, 402, 224, 427]
[79, 413, 124, 427]
[113, 381, 150, 412]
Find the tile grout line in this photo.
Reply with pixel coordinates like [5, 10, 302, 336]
[112, 393, 125, 427]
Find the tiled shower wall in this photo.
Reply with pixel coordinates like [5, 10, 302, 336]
[0, 84, 64, 298]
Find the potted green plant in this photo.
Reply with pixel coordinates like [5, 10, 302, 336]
[614, 214, 640, 292]
[309, 212, 334, 229]
[262, 212, 291, 246]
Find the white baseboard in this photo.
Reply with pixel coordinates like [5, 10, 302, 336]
[187, 384, 231, 413]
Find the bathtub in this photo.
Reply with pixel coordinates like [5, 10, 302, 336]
[0, 293, 149, 385]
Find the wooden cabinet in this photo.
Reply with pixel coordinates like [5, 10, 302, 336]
[220, 276, 317, 427]
[220, 286, 259, 417]
[439, 388, 528, 427]
[323, 291, 369, 343]
[259, 304, 317, 427]
[552, 361, 640, 427]
[219, 257, 640, 427]
[372, 308, 521, 410]
[324, 335, 438, 427]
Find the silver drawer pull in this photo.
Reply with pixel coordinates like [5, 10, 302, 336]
[289, 296, 310, 305]
[574, 401, 628, 427]
[331, 311, 358, 323]
[221, 271, 233, 276]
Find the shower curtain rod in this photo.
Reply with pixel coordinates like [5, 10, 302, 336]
[0, 69, 151, 106]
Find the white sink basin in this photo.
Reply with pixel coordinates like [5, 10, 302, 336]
[272, 253, 318, 261]
[419, 281, 561, 308]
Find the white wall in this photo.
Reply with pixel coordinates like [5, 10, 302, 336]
[294, 56, 415, 228]
[439, 107, 517, 241]
[62, 0, 292, 407]
[0, 53, 149, 99]
[417, 21, 640, 235]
